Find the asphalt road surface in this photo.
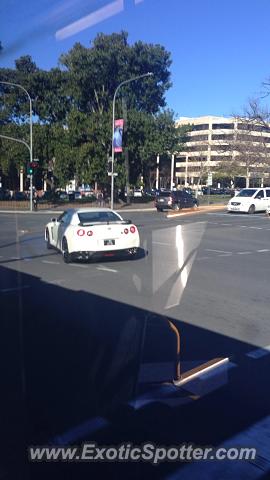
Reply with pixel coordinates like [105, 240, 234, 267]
[1, 209, 270, 479]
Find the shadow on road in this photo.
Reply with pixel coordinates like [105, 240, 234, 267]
[1, 265, 270, 479]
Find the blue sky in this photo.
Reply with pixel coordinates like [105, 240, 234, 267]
[1, 0, 270, 118]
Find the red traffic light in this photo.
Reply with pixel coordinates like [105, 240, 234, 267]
[30, 162, 38, 168]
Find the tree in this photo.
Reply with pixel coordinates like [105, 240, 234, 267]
[219, 101, 270, 187]
[59, 31, 172, 115]
[0, 32, 175, 190]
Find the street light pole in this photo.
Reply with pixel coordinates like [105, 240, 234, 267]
[110, 72, 153, 210]
[0, 81, 33, 211]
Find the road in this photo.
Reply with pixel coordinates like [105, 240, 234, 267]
[1, 209, 270, 479]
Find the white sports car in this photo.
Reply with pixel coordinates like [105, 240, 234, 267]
[45, 208, 140, 263]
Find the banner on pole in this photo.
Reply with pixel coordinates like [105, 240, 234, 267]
[113, 119, 124, 152]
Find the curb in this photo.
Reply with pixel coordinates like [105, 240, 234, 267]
[167, 205, 226, 218]
[0, 207, 156, 215]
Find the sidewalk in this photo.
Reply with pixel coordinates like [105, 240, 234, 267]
[0, 200, 227, 214]
[0, 200, 156, 214]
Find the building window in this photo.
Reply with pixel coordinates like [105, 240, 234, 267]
[210, 156, 233, 162]
[191, 124, 209, 131]
[235, 133, 270, 144]
[188, 156, 207, 162]
[212, 123, 233, 129]
[212, 134, 234, 141]
[176, 156, 186, 163]
[210, 145, 230, 151]
[237, 123, 270, 133]
[186, 145, 208, 152]
[188, 134, 208, 142]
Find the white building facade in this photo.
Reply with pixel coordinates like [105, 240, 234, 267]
[175, 115, 270, 186]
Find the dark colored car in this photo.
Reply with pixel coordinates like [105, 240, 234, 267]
[0, 189, 11, 200]
[12, 191, 27, 201]
[155, 190, 198, 211]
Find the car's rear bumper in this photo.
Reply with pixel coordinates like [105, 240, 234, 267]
[71, 247, 139, 261]
[156, 203, 198, 210]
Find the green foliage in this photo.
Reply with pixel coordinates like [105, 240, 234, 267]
[59, 31, 172, 115]
[0, 32, 186, 189]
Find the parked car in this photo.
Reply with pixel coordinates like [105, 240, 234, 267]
[227, 187, 270, 213]
[0, 189, 11, 200]
[12, 191, 27, 201]
[133, 188, 143, 198]
[155, 190, 198, 211]
[68, 191, 82, 201]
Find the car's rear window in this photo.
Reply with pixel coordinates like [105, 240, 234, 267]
[78, 211, 121, 224]
[157, 191, 171, 197]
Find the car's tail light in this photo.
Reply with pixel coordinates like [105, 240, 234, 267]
[130, 226, 136, 233]
[77, 229, 85, 236]
[124, 228, 129, 234]
[87, 230, 93, 236]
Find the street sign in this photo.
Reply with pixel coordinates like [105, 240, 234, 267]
[207, 172, 213, 186]
[108, 173, 118, 176]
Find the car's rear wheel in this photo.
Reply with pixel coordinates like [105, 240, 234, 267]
[172, 204, 180, 211]
[157, 207, 163, 212]
[193, 203, 198, 209]
[62, 237, 72, 263]
[45, 228, 52, 249]
[248, 204, 255, 214]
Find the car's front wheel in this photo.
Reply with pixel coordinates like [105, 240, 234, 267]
[62, 237, 72, 263]
[248, 204, 255, 214]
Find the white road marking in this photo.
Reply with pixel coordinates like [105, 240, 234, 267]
[69, 264, 88, 268]
[249, 226, 263, 230]
[205, 249, 232, 254]
[196, 256, 211, 260]
[257, 249, 270, 252]
[220, 223, 232, 226]
[42, 260, 61, 265]
[96, 266, 118, 273]
[1, 285, 30, 293]
[152, 241, 171, 246]
[47, 279, 66, 285]
[246, 345, 270, 359]
[217, 253, 233, 257]
[237, 251, 252, 255]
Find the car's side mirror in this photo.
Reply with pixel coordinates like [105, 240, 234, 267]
[256, 196, 262, 200]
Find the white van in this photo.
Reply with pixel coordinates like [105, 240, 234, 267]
[227, 187, 270, 214]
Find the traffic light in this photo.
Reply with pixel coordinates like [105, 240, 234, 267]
[27, 161, 39, 175]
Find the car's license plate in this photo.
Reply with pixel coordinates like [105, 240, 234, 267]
[159, 199, 164, 202]
[104, 239, 115, 246]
